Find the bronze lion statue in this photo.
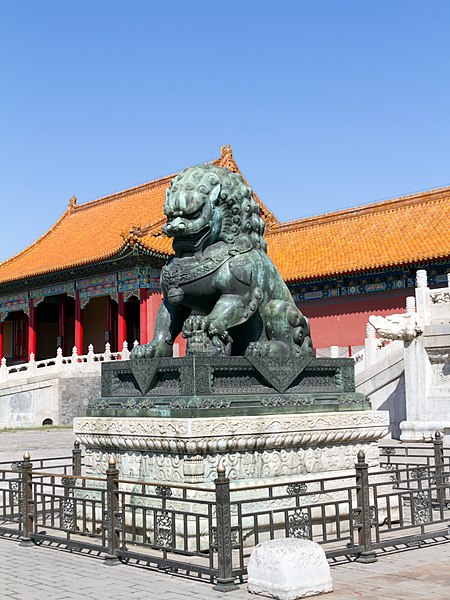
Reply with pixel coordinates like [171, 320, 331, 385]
[132, 164, 313, 358]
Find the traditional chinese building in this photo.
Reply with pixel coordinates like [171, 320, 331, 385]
[0, 145, 449, 364]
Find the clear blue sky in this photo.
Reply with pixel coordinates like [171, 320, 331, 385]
[1, 1, 450, 262]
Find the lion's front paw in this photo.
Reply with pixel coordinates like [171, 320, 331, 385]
[131, 342, 172, 359]
[183, 315, 211, 337]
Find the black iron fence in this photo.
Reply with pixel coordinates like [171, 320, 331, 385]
[0, 435, 449, 590]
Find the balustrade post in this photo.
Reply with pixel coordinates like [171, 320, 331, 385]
[104, 456, 120, 565]
[120, 341, 130, 361]
[0, 357, 8, 382]
[354, 450, 377, 563]
[71, 346, 79, 369]
[72, 441, 82, 477]
[213, 463, 237, 591]
[433, 431, 445, 509]
[87, 344, 95, 370]
[55, 347, 63, 371]
[28, 353, 36, 377]
[104, 342, 111, 362]
[19, 451, 34, 547]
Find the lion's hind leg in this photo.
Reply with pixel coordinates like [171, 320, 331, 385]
[246, 300, 313, 358]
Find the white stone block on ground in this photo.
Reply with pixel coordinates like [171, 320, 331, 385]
[248, 538, 333, 599]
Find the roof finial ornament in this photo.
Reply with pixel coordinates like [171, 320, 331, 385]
[68, 196, 77, 211]
[219, 144, 237, 172]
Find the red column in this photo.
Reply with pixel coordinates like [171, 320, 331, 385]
[118, 292, 127, 350]
[0, 321, 3, 359]
[58, 297, 67, 354]
[106, 296, 113, 347]
[139, 289, 149, 345]
[28, 299, 37, 361]
[75, 290, 84, 354]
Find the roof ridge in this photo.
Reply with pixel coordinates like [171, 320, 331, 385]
[269, 185, 450, 234]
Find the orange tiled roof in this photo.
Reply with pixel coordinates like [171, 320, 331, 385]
[0, 148, 449, 285]
[0, 146, 275, 284]
[264, 187, 450, 282]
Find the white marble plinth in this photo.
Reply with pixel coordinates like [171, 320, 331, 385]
[400, 420, 450, 443]
[248, 538, 332, 599]
[74, 411, 389, 484]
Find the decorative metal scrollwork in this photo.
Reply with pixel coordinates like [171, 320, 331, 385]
[10, 462, 22, 472]
[288, 508, 311, 539]
[369, 505, 377, 525]
[61, 498, 75, 530]
[61, 476, 76, 488]
[389, 471, 400, 489]
[412, 491, 431, 524]
[155, 486, 173, 498]
[210, 525, 240, 548]
[115, 513, 123, 532]
[352, 508, 362, 528]
[155, 510, 173, 547]
[10, 481, 19, 506]
[411, 467, 428, 480]
[380, 447, 396, 456]
[286, 483, 307, 496]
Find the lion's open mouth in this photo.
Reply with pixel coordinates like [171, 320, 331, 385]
[172, 224, 211, 253]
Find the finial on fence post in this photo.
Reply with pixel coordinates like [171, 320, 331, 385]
[87, 344, 95, 370]
[121, 341, 130, 361]
[28, 353, 36, 376]
[0, 357, 8, 382]
[71, 346, 78, 368]
[55, 347, 63, 369]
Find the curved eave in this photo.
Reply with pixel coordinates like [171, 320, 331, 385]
[284, 252, 450, 285]
[0, 242, 134, 285]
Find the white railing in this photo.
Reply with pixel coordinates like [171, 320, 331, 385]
[0, 341, 137, 383]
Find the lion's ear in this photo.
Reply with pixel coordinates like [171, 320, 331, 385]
[209, 183, 221, 205]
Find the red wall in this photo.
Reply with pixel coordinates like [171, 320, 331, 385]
[300, 289, 412, 348]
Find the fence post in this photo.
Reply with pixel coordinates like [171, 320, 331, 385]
[433, 431, 445, 509]
[354, 450, 377, 563]
[19, 451, 34, 547]
[72, 441, 82, 477]
[104, 455, 120, 565]
[213, 463, 237, 592]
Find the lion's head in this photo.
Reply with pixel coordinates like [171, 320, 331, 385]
[163, 164, 267, 253]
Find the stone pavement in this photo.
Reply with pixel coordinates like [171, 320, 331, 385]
[0, 533, 449, 600]
[0, 428, 76, 464]
[1, 429, 449, 599]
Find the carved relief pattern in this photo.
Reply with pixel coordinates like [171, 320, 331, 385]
[428, 349, 450, 388]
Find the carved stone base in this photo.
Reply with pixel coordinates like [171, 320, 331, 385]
[74, 411, 389, 484]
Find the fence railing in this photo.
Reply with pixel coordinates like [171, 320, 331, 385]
[0, 436, 449, 589]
